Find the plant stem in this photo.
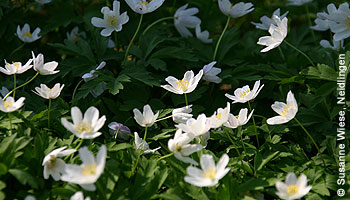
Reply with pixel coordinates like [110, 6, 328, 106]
[248, 101, 259, 147]
[8, 43, 25, 58]
[184, 93, 188, 106]
[13, 74, 16, 99]
[213, 16, 230, 61]
[3, 72, 39, 100]
[72, 79, 83, 101]
[284, 40, 315, 67]
[131, 126, 148, 175]
[278, 46, 285, 61]
[238, 126, 247, 154]
[96, 181, 106, 200]
[142, 16, 175, 35]
[124, 14, 144, 63]
[155, 115, 173, 122]
[157, 152, 174, 161]
[75, 138, 84, 150]
[305, 5, 316, 42]
[294, 118, 320, 154]
[9, 113, 12, 135]
[48, 98, 52, 129]
[225, 131, 241, 158]
[114, 127, 121, 140]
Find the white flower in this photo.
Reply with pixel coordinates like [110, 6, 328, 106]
[91, 0, 129, 37]
[108, 122, 131, 140]
[267, 90, 298, 125]
[66, 26, 86, 41]
[125, 0, 165, 14]
[0, 87, 9, 98]
[184, 154, 230, 187]
[42, 146, 76, 181]
[70, 191, 91, 200]
[329, 3, 350, 41]
[61, 145, 107, 191]
[176, 114, 211, 137]
[208, 102, 230, 129]
[172, 105, 193, 124]
[202, 61, 222, 84]
[134, 132, 160, 154]
[33, 83, 64, 99]
[286, 0, 312, 6]
[108, 39, 116, 48]
[195, 24, 212, 43]
[218, 1, 254, 18]
[0, 96, 25, 113]
[257, 15, 288, 52]
[168, 129, 202, 165]
[224, 108, 253, 129]
[174, 4, 201, 38]
[24, 195, 36, 200]
[0, 59, 32, 75]
[225, 80, 264, 103]
[133, 104, 159, 127]
[161, 70, 203, 94]
[16, 24, 41, 43]
[61, 106, 106, 139]
[275, 173, 312, 200]
[251, 8, 289, 30]
[320, 39, 344, 51]
[82, 61, 106, 82]
[197, 131, 210, 147]
[35, 0, 52, 4]
[32, 52, 59, 75]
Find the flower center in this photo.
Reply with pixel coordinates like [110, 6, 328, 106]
[175, 144, 182, 152]
[287, 185, 299, 196]
[139, 0, 152, 5]
[176, 78, 189, 91]
[2, 100, 13, 108]
[48, 156, 57, 169]
[82, 164, 97, 176]
[106, 15, 118, 27]
[22, 32, 32, 39]
[240, 89, 251, 98]
[230, 3, 234, 9]
[202, 168, 216, 180]
[345, 16, 350, 28]
[281, 105, 291, 117]
[76, 122, 92, 133]
[216, 113, 222, 120]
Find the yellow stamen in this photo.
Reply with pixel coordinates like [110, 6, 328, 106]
[240, 89, 251, 98]
[22, 32, 32, 39]
[82, 164, 97, 176]
[48, 156, 57, 169]
[76, 122, 92, 133]
[175, 144, 182, 152]
[2, 100, 13, 108]
[106, 16, 118, 27]
[281, 105, 291, 117]
[202, 168, 216, 180]
[138, 0, 152, 6]
[230, 3, 234, 9]
[216, 113, 222, 120]
[287, 185, 299, 196]
[176, 78, 189, 91]
[345, 17, 350, 28]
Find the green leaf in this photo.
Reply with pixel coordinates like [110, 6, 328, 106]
[148, 59, 167, 71]
[150, 47, 198, 62]
[301, 64, 337, 81]
[109, 74, 131, 95]
[8, 169, 38, 189]
[0, 163, 7, 176]
[257, 151, 280, 171]
[109, 143, 133, 152]
[312, 183, 330, 196]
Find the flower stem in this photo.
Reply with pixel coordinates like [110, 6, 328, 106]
[124, 14, 144, 63]
[278, 46, 285, 61]
[213, 16, 230, 61]
[9, 113, 12, 135]
[72, 79, 83, 101]
[131, 126, 148, 175]
[13, 74, 16, 99]
[155, 115, 173, 122]
[3, 72, 39, 100]
[294, 118, 320, 154]
[142, 16, 175, 35]
[48, 98, 52, 129]
[184, 93, 188, 106]
[238, 126, 247, 154]
[8, 43, 25, 58]
[225, 131, 241, 158]
[248, 101, 259, 147]
[284, 40, 315, 67]
[114, 127, 121, 140]
[157, 152, 174, 161]
[75, 138, 84, 150]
